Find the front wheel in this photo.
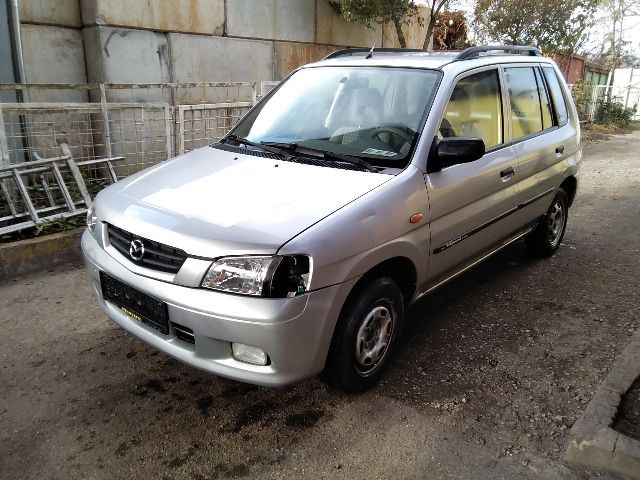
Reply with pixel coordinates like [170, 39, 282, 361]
[525, 188, 569, 258]
[324, 277, 404, 393]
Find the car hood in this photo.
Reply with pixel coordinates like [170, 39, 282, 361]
[96, 146, 391, 258]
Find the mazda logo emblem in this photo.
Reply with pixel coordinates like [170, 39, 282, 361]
[129, 239, 145, 261]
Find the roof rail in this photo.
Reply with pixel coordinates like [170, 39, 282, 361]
[454, 45, 542, 61]
[323, 47, 425, 60]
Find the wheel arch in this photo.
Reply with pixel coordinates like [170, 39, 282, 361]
[560, 175, 578, 207]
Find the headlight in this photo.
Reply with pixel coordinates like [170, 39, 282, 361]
[201, 255, 311, 297]
[86, 203, 98, 237]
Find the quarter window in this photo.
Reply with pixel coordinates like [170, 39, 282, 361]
[439, 69, 503, 149]
[542, 66, 569, 126]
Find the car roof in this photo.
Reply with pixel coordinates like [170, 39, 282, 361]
[305, 46, 558, 73]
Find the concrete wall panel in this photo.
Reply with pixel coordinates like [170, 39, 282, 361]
[83, 26, 171, 102]
[81, 0, 225, 35]
[315, 0, 381, 47]
[227, 0, 315, 42]
[168, 33, 273, 102]
[21, 24, 87, 102]
[19, 0, 81, 27]
[273, 42, 335, 79]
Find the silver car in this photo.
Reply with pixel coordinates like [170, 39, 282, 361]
[82, 46, 581, 392]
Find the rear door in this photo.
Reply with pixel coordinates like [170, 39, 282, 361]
[424, 66, 521, 286]
[503, 64, 576, 226]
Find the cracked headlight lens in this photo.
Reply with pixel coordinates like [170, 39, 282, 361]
[201, 255, 311, 297]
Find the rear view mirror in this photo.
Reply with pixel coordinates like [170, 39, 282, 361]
[431, 137, 485, 171]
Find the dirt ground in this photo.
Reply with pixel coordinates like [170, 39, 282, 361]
[1, 131, 639, 480]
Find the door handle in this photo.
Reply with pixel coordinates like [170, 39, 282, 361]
[500, 166, 515, 179]
[555, 145, 565, 154]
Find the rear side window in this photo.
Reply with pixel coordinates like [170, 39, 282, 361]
[542, 66, 569, 127]
[535, 68, 553, 129]
[504, 67, 544, 139]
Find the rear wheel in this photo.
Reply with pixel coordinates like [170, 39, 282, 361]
[525, 189, 569, 258]
[324, 277, 404, 393]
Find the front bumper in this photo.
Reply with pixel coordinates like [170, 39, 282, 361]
[81, 230, 356, 386]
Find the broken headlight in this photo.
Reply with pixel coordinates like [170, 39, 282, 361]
[201, 255, 311, 298]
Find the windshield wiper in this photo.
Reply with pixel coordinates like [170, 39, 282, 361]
[223, 134, 288, 158]
[261, 142, 376, 173]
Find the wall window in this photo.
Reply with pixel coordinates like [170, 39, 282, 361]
[439, 69, 503, 149]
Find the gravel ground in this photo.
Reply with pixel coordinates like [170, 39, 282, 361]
[614, 376, 640, 441]
[1, 131, 639, 480]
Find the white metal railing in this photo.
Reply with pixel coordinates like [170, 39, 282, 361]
[0, 81, 280, 233]
[569, 83, 640, 122]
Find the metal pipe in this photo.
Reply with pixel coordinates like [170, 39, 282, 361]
[8, 0, 27, 89]
[7, 0, 35, 162]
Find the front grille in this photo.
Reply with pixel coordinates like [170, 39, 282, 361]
[172, 322, 195, 344]
[107, 224, 188, 274]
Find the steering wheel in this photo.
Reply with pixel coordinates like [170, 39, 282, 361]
[370, 126, 413, 143]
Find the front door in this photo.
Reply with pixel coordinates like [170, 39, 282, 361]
[424, 67, 521, 287]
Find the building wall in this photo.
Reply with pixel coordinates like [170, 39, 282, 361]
[17, 0, 432, 97]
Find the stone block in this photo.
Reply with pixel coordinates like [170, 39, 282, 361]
[382, 6, 430, 49]
[226, 0, 315, 42]
[83, 27, 171, 102]
[19, 0, 81, 27]
[315, 0, 381, 47]
[81, 0, 225, 35]
[20, 24, 87, 102]
[168, 33, 273, 103]
[273, 42, 336, 79]
[0, 228, 83, 282]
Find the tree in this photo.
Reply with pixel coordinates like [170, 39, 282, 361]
[423, 1, 458, 50]
[329, 0, 420, 48]
[598, 0, 640, 86]
[432, 11, 469, 50]
[474, 0, 600, 54]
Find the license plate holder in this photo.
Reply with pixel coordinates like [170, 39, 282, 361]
[100, 271, 169, 335]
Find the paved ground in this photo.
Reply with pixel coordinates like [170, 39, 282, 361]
[614, 376, 640, 441]
[1, 131, 639, 480]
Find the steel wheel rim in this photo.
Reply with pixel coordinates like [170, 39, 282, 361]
[354, 304, 395, 376]
[547, 201, 565, 247]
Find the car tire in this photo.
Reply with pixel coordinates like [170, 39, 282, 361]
[525, 188, 569, 258]
[324, 277, 404, 393]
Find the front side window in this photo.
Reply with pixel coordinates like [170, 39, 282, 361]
[232, 66, 441, 168]
[439, 69, 503, 149]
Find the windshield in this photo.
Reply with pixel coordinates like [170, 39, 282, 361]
[231, 66, 441, 168]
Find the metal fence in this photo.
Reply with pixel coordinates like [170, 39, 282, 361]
[0, 81, 278, 235]
[569, 83, 640, 122]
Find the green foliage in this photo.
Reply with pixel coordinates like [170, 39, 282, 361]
[34, 215, 84, 237]
[593, 99, 637, 128]
[570, 80, 595, 120]
[474, 0, 600, 54]
[329, 0, 419, 28]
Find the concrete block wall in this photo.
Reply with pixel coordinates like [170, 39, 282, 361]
[17, 0, 431, 96]
[11, 0, 429, 167]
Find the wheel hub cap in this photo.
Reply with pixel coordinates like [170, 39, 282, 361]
[547, 201, 565, 247]
[355, 305, 394, 375]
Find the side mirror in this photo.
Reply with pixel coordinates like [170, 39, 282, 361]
[429, 137, 485, 172]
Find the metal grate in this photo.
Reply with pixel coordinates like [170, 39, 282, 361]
[172, 322, 196, 344]
[107, 224, 188, 274]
